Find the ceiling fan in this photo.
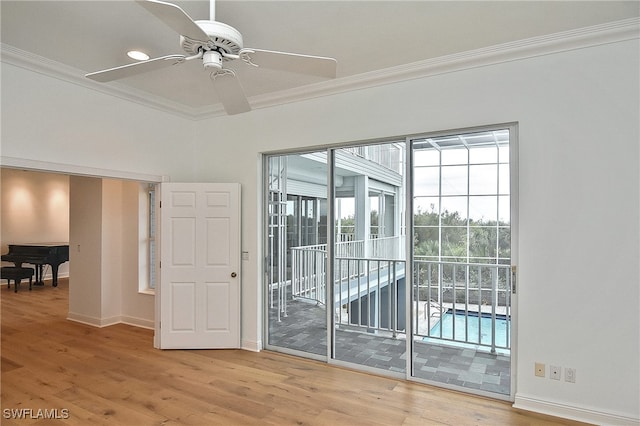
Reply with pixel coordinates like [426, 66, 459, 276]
[85, 0, 338, 115]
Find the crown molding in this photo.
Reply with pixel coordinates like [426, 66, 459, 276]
[2, 18, 638, 121]
[0, 44, 212, 120]
[245, 17, 640, 115]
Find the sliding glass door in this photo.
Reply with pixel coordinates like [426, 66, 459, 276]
[264, 124, 515, 398]
[410, 127, 514, 396]
[331, 143, 407, 374]
[265, 152, 328, 358]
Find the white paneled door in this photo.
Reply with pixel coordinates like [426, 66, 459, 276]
[157, 183, 241, 349]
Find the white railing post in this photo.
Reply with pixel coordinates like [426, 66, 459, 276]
[491, 266, 498, 353]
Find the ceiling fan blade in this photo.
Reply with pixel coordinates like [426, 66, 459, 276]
[240, 48, 337, 79]
[211, 70, 251, 115]
[136, 0, 209, 42]
[85, 54, 186, 82]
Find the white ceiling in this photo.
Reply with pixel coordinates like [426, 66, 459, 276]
[2, 1, 638, 115]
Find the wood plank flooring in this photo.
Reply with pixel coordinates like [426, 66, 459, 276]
[1, 278, 586, 425]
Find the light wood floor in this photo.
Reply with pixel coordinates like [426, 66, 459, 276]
[1, 278, 586, 425]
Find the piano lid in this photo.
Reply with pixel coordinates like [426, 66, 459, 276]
[8, 242, 69, 247]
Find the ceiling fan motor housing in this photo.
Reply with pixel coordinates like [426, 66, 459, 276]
[180, 20, 243, 59]
[203, 51, 222, 70]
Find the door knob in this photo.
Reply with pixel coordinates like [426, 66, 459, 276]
[231, 272, 237, 278]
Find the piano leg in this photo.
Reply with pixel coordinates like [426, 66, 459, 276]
[34, 264, 45, 286]
[52, 264, 59, 287]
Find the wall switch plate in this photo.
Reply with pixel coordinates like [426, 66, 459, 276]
[535, 362, 545, 377]
[565, 368, 576, 383]
[550, 365, 561, 380]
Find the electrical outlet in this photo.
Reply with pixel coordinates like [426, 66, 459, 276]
[565, 368, 576, 383]
[550, 365, 561, 380]
[535, 362, 545, 377]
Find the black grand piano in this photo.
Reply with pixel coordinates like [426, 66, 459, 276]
[1, 243, 69, 287]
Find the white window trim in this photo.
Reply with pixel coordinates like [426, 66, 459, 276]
[138, 183, 156, 294]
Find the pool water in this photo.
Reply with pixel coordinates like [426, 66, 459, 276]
[429, 310, 510, 348]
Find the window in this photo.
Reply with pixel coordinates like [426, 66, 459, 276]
[148, 185, 156, 289]
[139, 183, 157, 293]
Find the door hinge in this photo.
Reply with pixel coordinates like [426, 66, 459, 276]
[511, 265, 517, 294]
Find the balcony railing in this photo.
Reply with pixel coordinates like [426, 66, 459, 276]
[343, 144, 403, 174]
[291, 236, 405, 305]
[288, 244, 511, 353]
[414, 259, 512, 353]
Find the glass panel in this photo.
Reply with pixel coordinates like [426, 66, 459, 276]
[414, 196, 439, 217]
[469, 196, 497, 222]
[469, 226, 498, 262]
[498, 145, 510, 163]
[440, 196, 468, 222]
[441, 148, 468, 165]
[370, 195, 380, 237]
[411, 127, 511, 397]
[414, 226, 439, 257]
[441, 227, 467, 260]
[499, 164, 510, 194]
[413, 166, 439, 196]
[498, 227, 511, 261]
[498, 195, 510, 223]
[441, 165, 468, 195]
[333, 142, 406, 374]
[266, 152, 327, 357]
[469, 165, 498, 195]
[336, 197, 355, 241]
[318, 199, 328, 244]
[469, 146, 497, 164]
[414, 198, 440, 257]
[414, 148, 440, 167]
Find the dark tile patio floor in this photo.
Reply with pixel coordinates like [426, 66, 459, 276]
[268, 299, 510, 395]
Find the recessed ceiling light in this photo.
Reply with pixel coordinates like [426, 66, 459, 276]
[127, 50, 149, 61]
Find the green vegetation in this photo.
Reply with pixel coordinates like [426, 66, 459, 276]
[414, 204, 510, 264]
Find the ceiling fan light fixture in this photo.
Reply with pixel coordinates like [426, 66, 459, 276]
[127, 50, 150, 61]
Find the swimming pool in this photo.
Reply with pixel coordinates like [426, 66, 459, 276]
[428, 309, 510, 348]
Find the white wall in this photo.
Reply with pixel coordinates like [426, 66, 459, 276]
[101, 179, 123, 323]
[193, 40, 639, 423]
[0, 169, 70, 279]
[0, 62, 197, 181]
[68, 176, 102, 322]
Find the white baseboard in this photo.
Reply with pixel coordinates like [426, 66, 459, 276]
[121, 316, 154, 330]
[67, 312, 103, 327]
[67, 312, 153, 330]
[514, 394, 640, 426]
[242, 338, 262, 352]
